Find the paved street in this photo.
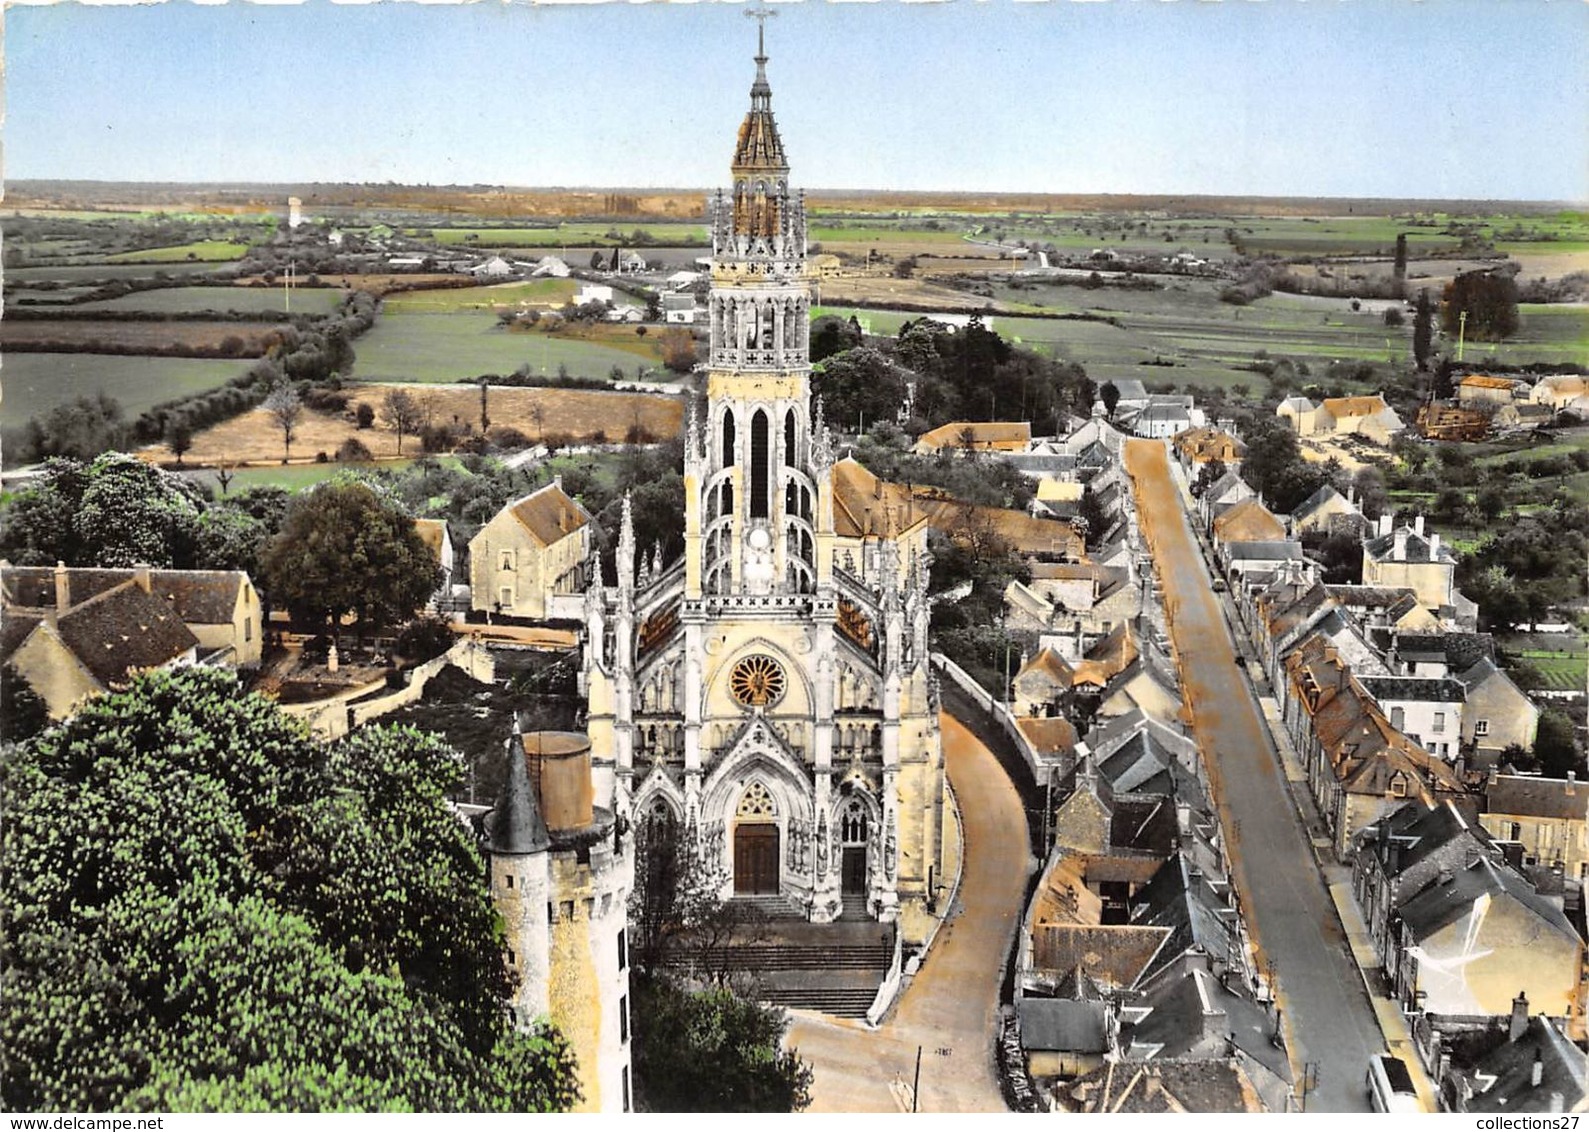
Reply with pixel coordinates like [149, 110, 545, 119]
[1124, 438, 1383, 1112]
[787, 711, 1032, 1112]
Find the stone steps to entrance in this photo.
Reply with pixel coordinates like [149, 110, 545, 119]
[758, 986, 877, 1018]
[660, 943, 890, 971]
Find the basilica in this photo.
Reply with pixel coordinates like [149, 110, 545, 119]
[580, 32, 949, 943]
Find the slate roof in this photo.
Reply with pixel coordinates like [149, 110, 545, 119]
[1225, 540, 1305, 561]
[1204, 470, 1253, 505]
[1291, 483, 1349, 524]
[1129, 856, 1238, 985]
[1381, 631, 1496, 671]
[1111, 797, 1179, 856]
[1397, 853, 1578, 943]
[485, 726, 551, 855]
[1364, 526, 1456, 565]
[3, 566, 250, 625]
[1125, 965, 1291, 1088]
[0, 609, 44, 664]
[1463, 1017, 1588, 1114]
[1017, 996, 1111, 1055]
[1486, 776, 1588, 822]
[1357, 676, 1467, 704]
[52, 580, 198, 688]
[507, 483, 591, 547]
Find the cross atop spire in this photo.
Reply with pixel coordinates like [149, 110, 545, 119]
[745, 3, 777, 100]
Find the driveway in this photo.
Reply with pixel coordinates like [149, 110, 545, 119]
[786, 711, 1032, 1112]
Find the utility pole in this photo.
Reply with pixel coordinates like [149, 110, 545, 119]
[912, 1045, 922, 1112]
[1457, 309, 1468, 362]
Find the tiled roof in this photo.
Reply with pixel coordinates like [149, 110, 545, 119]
[1213, 498, 1286, 544]
[1460, 374, 1521, 390]
[1016, 646, 1075, 687]
[1320, 394, 1390, 419]
[1017, 715, 1080, 756]
[414, 518, 450, 560]
[1065, 1058, 1267, 1114]
[915, 420, 1031, 450]
[830, 459, 925, 539]
[53, 580, 198, 688]
[508, 483, 591, 547]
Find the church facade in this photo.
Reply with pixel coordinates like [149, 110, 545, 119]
[581, 35, 949, 943]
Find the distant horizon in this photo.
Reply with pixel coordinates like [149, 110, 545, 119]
[9, 1, 1587, 202]
[9, 178, 1583, 212]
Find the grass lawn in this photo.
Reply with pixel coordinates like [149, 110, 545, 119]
[1516, 650, 1588, 693]
[105, 240, 252, 264]
[352, 312, 665, 384]
[74, 285, 346, 316]
[0, 352, 249, 422]
[381, 279, 580, 313]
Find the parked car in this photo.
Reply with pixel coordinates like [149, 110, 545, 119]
[1367, 1053, 1419, 1113]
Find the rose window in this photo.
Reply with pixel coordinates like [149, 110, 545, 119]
[730, 654, 787, 708]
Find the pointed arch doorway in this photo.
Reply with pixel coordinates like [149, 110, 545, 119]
[839, 796, 869, 897]
[733, 782, 781, 895]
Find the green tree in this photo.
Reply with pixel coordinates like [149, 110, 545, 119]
[1413, 289, 1434, 371]
[1393, 233, 1408, 281]
[260, 478, 440, 643]
[165, 417, 194, 466]
[813, 348, 910, 433]
[0, 668, 579, 1112]
[1533, 710, 1582, 779]
[194, 506, 269, 577]
[381, 389, 424, 457]
[1100, 380, 1121, 420]
[16, 394, 128, 463]
[0, 454, 204, 570]
[631, 973, 813, 1112]
[1441, 270, 1520, 341]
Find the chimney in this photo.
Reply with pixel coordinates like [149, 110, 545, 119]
[1429, 532, 1440, 558]
[53, 560, 70, 614]
[1378, 514, 1393, 538]
[133, 563, 151, 594]
[1414, 514, 1425, 537]
[1394, 527, 1408, 561]
[1511, 991, 1529, 1042]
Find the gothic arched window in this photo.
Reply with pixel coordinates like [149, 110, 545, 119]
[721, 409, 736, 470]
[750, 410, 769, 518]
[840, 798, 869, 845]
[737, 781, 777, 820]
[784, 409, 797, 465]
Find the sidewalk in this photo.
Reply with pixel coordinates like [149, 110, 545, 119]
[1168, 450, 1439, 1112]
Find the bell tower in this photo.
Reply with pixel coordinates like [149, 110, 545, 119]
[683, 19, 826, 602]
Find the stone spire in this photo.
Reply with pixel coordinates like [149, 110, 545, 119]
[617, 491, 636, 589]
[486, 715, 549, 855]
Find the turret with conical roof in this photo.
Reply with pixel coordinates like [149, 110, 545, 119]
[486, 714, 552, 1024]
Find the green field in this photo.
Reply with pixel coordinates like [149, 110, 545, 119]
[7, 262, 227, 284]
[419, 223, 706, 248]
[105, 240, 251, 264]
[381, 279, 580, 313]
[74, 285, 346, 316]
[1, 353, 248, 422]
[810, 225, 968, 245]
[186, 457, 464, 495]
[351, 312, 661, 384]
[1516, 650, 1588, 692]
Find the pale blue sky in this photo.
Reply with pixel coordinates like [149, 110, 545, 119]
[6, 0, 1586, 202]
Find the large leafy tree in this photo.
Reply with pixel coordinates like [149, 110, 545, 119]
[0, 454, 203, 569]
[812, 347, 911, 434]
[1441, 270, 1520, 341]
[260, 477, 440, 641]
[0, 667, 578, 1112]
[631, 974, 813, 1113]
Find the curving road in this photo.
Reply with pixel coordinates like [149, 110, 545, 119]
[786, 711, 1032, 1112]
[1125, 438, 1381, 1111]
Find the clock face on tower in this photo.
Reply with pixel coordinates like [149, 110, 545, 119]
[730, 654, 787, 709]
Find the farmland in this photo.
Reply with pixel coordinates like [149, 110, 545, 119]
[1, 353, 250, 422]
[418, 223, 706, 247]
[380, 279, 580, 313]
[104, 239, 251, 263]
[351, 313, 667, 384]
[143, 383, 683, 467]
[72, 285, 347, 316]
[0, 319, 286, 357]
[6, 262, 227, 283]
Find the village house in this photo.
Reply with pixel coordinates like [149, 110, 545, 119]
[1289, 483, 1363, 538]
[530, 255, 571, 278]
[1173, 425, 1246, 475]
[1127, 396, 1201, 440]
[413, 518, 455, 603]
[1415, 402, 1493, 442]
[1279, 394, 1404, 444]
[1325, 584, 1438, 635]
[662, 292, 698, 324]
[0, 564, 221, 719]
[1012, 646, 1075, 717]
[468, 481, 594, 621]
[1531, 375, 1589, 415]
[1360, 514, 1462, 619]
[1354, 675, 1466, 760]
[913, 420, 1032, 455]
[574, 283, 614, 306]
[469, 255, 516, 278]
[1282, 633, 1471, 859]
[1456, 656, 1541, 762]
[1479, 772, 1589, 881]
[1457, 373, 1530, 409]
[1441, 1007, 1587, 1113]
[1353, 801, 1582, 1023]
[1210, 496, 1286, 551]
[1196, 468, 1256, 529]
